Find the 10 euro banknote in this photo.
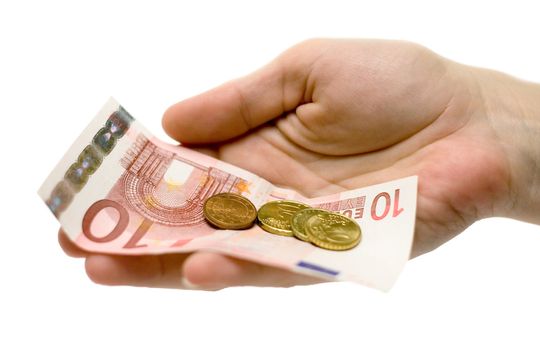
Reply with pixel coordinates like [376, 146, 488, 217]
[39, 98, 417, 291]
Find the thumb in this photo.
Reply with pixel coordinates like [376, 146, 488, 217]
[162, 43, 317, 144]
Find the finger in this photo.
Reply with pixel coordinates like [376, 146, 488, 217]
[182, 251, 325, 289]
[58, 229, 88, 258]
[84, 254, 189, 289]
[84, 252, 324, 290]
[162, 41, 321, 144]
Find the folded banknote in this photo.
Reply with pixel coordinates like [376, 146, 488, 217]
[39, 98, 417, 290]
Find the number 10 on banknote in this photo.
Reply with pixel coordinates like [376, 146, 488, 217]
[39, 98, 417, 291]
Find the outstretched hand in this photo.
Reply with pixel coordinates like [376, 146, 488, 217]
[60, 39, 539, 290]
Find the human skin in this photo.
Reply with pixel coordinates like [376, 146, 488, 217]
[59, 39, 540, 290]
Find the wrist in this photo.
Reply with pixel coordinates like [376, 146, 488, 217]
[475, 68, 540, 223]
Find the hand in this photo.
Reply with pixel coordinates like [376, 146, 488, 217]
[60, 39, 540, 290]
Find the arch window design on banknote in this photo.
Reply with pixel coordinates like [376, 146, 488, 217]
[117, 135, 244, 226]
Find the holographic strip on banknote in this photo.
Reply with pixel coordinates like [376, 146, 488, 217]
[45, 107, 134, 217]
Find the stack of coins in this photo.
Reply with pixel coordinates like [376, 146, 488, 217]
[203, 193, 361, 251]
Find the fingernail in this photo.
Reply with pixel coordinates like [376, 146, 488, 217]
[181, 277, 226, 291]
[181, 277, 200, 290]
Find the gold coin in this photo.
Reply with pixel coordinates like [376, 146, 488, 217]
[257, 200, 311, 236]
[291, 208, 322, 242]
[203, 193, 257, 229]
[304, 211, 361, 251]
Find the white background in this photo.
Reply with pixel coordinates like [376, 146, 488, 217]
[1, 0, 539, 349]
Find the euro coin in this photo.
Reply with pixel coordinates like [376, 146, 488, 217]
[304, 211, 361, 251]
[257, 200, 311, 236]
[291, 208, 323, 242]
[203, 193, 257, 229]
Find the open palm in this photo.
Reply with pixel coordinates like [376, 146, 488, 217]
[60, 39, 511, 289]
